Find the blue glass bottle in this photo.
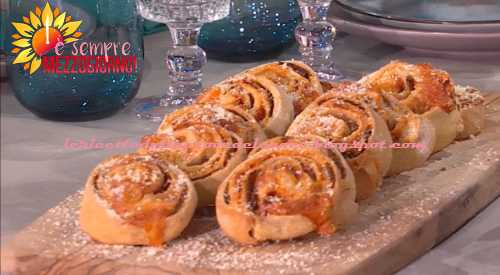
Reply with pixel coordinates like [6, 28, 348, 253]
[7, 0, 143, 121]
[199, 0, 302, 60]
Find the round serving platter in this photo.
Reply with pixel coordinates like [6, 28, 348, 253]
[334, 0, 500, 33]
[329, 2, 500, 54]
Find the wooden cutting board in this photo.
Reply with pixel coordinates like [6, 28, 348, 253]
[2, 95, 500, 275]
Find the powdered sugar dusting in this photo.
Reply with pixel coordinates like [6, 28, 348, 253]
[8, 103, 500, 275]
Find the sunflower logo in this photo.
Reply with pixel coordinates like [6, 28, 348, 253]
[11, 2, 82, 74]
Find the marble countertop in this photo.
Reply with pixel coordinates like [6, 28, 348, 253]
[1, 32, 499, 275]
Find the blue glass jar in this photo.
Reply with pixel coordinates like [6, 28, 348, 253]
[7, 0, 143, 121]
[199, 0, 301, 60]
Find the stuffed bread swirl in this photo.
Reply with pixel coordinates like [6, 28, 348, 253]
[359, 61, 461, 152]
[216, 145, 357, 245]
[324, 82, 436, 176]
[243, 60, 323, 115]
[286, 92, 393, 200]
[80, 154, 197, 246]
[158, 103, 266, 145]
[196, 74, 294, 136]
[139, 123, 248, 207]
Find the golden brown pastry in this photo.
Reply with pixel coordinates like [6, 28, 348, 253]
[216, 145, 357, 245]
[139, 123, 248, 207]
[359, 61, 461, 153]
[454, 85, 485, 140]
[157, 103, 266, 144]
[324, 82, 436, 176]
[196, 74, 294, 136]
[286, 91, 393, 201]
[80, 154, 197, 246]
[243, 60, 323, 114]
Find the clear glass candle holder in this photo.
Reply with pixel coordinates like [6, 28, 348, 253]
[135, 0, 230, 121]
[295, 0, 343, 81]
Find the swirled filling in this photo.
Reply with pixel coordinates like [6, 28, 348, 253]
[250, 64, 320, 113]
[198, 78, 275, 127]
[327, 85, 416, 143]
[361, 61, 456, 114]
[140, 124, 241, 181]
[94, 155, 186, 245]
[290, 98, 374, 159]
[224, 149, 338, 235]
[253, 136, 347, 179]
[160, 104, 259, 144]
[281, 62, 311, 80]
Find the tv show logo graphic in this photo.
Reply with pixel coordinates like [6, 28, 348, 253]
[11, 2, 137, 75]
